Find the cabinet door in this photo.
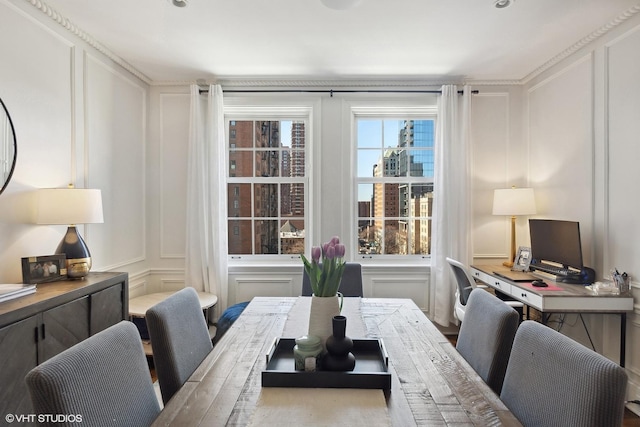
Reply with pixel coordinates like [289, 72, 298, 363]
[90, 284, 124, 335]
[40, 296, 90, 362]
[0, 315, 39, 417]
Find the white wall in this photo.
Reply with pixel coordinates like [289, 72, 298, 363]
[519, 13, 640, 406]
[3, 0, 640, 404]
[0, 0, 149, 291]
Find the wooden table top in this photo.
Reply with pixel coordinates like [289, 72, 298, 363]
[152, 297, 522, 426]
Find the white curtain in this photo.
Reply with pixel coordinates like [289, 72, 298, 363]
[430, 85, 473, 326]
[185, 84, 228, 316]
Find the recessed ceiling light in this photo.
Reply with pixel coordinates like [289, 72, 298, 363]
[171, 0, 188, 7]
[321, 0, 362, 11]
[494, 0, 513, 8]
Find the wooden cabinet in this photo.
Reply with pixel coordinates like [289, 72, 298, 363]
[0, 272, 128, 421]
[0, 315, 39, 417]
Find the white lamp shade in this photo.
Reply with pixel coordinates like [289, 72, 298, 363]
[36, 188, 104, 225]
[492, 188, 536, 216]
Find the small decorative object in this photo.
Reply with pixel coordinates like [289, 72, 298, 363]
[302, 236, 347, 344]
[612, 269, 630, 295]
[323, 315, 356, 371]
[21, 254, 67, 284]
[293, 335, 323, 371]
[513, 246, 531, 271]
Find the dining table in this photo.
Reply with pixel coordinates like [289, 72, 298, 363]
[151, 297, 522, 426]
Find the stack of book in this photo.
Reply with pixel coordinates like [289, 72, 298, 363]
[0, 284, 36, 303]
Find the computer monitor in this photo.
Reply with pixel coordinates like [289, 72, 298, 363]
[528, 219, 583, 270]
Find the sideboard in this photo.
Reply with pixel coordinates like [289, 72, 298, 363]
[0, 271, 129, 420]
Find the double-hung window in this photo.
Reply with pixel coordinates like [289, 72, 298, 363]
[226, 110, 309, 259]
[355, 112, 435, 258]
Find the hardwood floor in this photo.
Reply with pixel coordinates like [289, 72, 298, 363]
[625, 409, 640, 426]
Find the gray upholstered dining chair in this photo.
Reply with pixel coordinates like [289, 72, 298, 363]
[446, 256, 523, 323]
[302, 262, 364, 297]
[456, 288, 520, 394]
[25, 321, 161, 427]
[500, 320, 628, 427]
[146, 287, 213, 404]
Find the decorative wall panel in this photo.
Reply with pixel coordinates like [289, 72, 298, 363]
[85, 53, 146, 269]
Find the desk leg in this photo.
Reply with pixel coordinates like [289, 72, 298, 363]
[541, 312, 549, 325]
[621, 312, 627, 367]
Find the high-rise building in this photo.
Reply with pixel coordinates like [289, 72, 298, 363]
[289, 121, 305, 217]
[280, 121, 306, 254]
[398, 120, 434, 254]
[370, 120, 434, 255]
[228, 120, 281, 255]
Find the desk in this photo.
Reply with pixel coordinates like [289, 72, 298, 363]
[471, 264, 634, 366]
[152, 297, 521, 426]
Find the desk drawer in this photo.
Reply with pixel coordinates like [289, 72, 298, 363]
[512, 288, 542, 308]
[488, 278, 512, 295]
[473, 269, 513, 296]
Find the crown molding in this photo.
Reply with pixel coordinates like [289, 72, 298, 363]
[23, 0, 640, 89]
[521, 4, 640, 84]
[24, 0, 152, 85]
[151, 78, 465, 89]
[465, 80, 522, 86]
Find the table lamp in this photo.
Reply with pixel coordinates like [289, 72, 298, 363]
[36, 186, 104, 279]
[492, 187, 536, 268]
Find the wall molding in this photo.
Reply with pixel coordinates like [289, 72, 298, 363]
[23, 0, 640, 88]
[24, 0, 151, 84]
[522, 4, 640, 84]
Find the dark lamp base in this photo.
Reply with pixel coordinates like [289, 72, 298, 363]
[55, 226, 93, 279]
[66, 258, 91, 279]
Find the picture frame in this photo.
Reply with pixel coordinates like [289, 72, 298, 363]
[512, 246, 532, 271]
[21, 255, 67, 284]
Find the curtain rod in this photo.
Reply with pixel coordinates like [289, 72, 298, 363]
[198, 89, 478, 96]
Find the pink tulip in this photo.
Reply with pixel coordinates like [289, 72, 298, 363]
[335, 243, 345, 258]
[330, 236, 340, 245]
[311, 246, 321, 263]
[322, 242, 331, 255]
[325, 245, 335, 259]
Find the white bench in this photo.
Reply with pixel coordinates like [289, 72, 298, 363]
[129, 290, 218, 355]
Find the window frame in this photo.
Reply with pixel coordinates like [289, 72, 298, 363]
[350, 104, 438, 263]
[224, 99, 318, 264]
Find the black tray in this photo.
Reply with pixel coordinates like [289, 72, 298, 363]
[261, 338, 391, 390]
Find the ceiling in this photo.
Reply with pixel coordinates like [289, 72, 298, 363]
[36, 0, 640, 84]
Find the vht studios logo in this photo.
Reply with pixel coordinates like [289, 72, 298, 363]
[5, 414, 83, 423]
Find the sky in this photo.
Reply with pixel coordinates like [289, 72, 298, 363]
[279, 118, 411, 202]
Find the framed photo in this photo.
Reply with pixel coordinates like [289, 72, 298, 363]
[21, 255, 67, 284]
[512, 246, 532, 271]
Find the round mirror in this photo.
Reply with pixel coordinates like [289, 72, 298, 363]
[0, 97, 17, 195]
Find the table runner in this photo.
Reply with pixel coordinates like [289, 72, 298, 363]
[247, 297, 391, 426]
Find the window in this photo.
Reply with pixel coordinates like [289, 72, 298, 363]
[227, 119, 307, 257]
[356, 118, 435, 257]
